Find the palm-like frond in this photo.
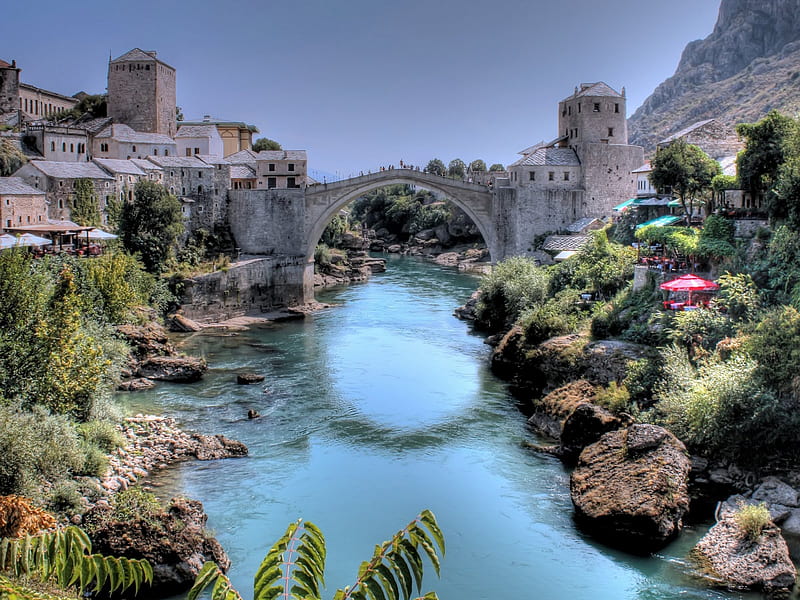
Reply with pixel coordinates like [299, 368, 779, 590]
[333, 509, 444, 600]
[188, 510, 444, 600]
[0, 526, 152, 597]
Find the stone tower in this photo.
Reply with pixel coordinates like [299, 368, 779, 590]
[107, 49, 176, 137]
[0, 59, 20, 115]
[558, 82, 629, 146]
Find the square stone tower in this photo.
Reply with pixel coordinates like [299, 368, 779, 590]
[107, 49, 176, 138]
[0, 59, 20, 116]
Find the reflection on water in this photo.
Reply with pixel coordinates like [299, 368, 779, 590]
[126, 255, 760, 600]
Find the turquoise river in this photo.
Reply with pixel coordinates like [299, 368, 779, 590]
[128, 255, 761, 600]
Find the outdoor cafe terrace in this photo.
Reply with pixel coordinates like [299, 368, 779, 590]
[1, 219, 117, 256]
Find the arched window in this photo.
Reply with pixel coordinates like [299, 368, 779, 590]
[153, 148, 158, 155]
[197, 185, 203, 193]
[50, 141, 55, 151]
[62, 143, 66, 152]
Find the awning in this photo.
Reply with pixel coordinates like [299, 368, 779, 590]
[613, 198, 637, 212]
[11, 233, 53, 247]
[553, 250, 578, 262]
[660, 274, 719, 292]
[635, 215, 682, 229]
[85, 228, 118, 240]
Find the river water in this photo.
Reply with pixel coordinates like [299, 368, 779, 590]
[126, 255, 757, 600]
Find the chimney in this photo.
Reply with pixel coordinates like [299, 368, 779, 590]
[11, 60, 16, 68]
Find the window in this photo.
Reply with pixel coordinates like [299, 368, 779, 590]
[62, 143, 66, 152]
[268, 163, 276, 172]
[548, 171, 554, 181]
[5, 220, 9, 228]
[568, 105, 572, 116]
[198, 172, 203, 177]
[614, 103, 619, 114]
[578, 103, 581, 113]
[267, 177, 277, 189]
[132, 145, 137, 152]
[593, 103, 600, 112]
[26, 216, 30, 223]
[608, 127, 614, 137]
[194, 148, 200, 154]
[529, 171, 535, 181]
[69, 144, 74, 152]
[287, 177, 296, 188]
[186, 148, 192, 156]
[288, 163, 295, 172]
[50, 141, 55, 151]
[182, 187, 186, 195]
[198, 206, 204, 213]
[197, 185, 203, 193]
[165, 149, 169, 156]
[58, 199, 63, 209]
[563, 172, 570, 181]
[154, 148, 158, 155]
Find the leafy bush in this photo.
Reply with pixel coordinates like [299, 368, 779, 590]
[0, 405, 85, 498]
[77, 420, 124, 453]
[667, 307, 734, 355]
[715, 272, 761, 322]
[734, 502, 771, 541]
[79, 445, 109, 478]
[743, 305, 800, 396]
[409, 203, 449, 234]
[649, 348, 785, 460]
[571, 228, 637, 299]
[623, 358, 662, 407]
[314, 244, 332, 268]
[109, 487, 163, 526]
[595, 382, 633, 414]
[83, 251, 155, 324]
[47, 480, 84, 515]
[474, 257, 550, 332]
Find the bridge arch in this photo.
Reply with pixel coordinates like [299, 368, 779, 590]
[304, 170, 497, 263]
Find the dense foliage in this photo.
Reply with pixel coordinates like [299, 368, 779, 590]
[119, 181, 184, 273]
[69, 178, 101, 228]
[0, 139, 27, 177]
[0, 249, 156, 508]
[650, 139, 721, 221]
[252, 137, 282, 152]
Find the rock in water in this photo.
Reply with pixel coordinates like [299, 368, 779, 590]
[237, 372, 265, 384]
[693, 507, 797, 593]
[137, 356, 208, 382]
[570, 424, 691, 551]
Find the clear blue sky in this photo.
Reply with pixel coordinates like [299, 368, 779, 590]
[5, 0, 721, 177]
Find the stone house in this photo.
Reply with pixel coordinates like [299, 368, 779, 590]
[93, 158, 149, 212]
[0, 58, 78, 122]
[145, 155, 217, 226]
[13, 160, 114, 221]
[656, 119, 742, 161]
[108, 49, 176, 138]
[92, 124, 177, 160]
[633, 161, 657, 198]
[254, 150, 307, 189]
[23, 123, 89, 162]
[0, 177, 48, 231]
[176, 125, 224, 157]
[177, 116, 258, 157]
[507, 82, 644, 243]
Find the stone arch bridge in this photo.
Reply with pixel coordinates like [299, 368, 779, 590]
[228, 169, 516, 303]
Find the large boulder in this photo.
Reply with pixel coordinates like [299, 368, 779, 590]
[191, 434, 249, 460]
[116, 322, 175, 360]
[692, 502, 797, 593]
[570, 424, 691, 551]
[137, 356, 208, 382]
[88, 496, 230, 598]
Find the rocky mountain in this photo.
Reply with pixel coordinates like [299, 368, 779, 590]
[629, 0, 800, 151]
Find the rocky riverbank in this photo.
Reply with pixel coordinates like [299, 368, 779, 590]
[455, 294, 800, 594]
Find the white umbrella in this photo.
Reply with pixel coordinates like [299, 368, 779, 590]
[85, 228, 118, 240]
[14, 233, 53, 247]
[0, 234, 17, 249]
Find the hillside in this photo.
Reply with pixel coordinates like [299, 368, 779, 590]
[629, 0, 800, 151]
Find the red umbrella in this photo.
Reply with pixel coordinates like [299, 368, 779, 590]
[660, 274, 719, 292]
[660, 274, 719, 306]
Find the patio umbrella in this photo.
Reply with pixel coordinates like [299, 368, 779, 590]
[85, 228, 118, 240]
[14, 233, 53, 247]
[660, 273, 719, 305]
[0, 234, 17, 250]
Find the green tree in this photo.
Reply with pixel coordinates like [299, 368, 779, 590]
[0, 139, 27, 177]
[188, 510, 444, 600]
[474, 256, 550, 332]
[252, 137, 282, 152]
[711, 173, 738, 211]
[468, 159, 486, 172]
[70, 178, 101, 227]
[423, 159, 446, 176]
[59, 94, 107, 120]
[736, 110, 799, 220]
[650, 139, 721, 223]
[321, 213, 348, 246]
[489, 163, 505, 172]
[773, 140, 800, 229]
[447, 159, 466, 179]
[119, 181, 184, 273]
[572, 228, 637, 299]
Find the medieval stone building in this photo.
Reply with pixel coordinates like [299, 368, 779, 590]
[507, 82, 644, 246]
[107, 49, 177, 138]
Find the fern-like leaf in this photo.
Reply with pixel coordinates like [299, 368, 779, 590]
[338, 511, 444, 600]
[187, 560, 244, 600]
[253, 519, 326, 600]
